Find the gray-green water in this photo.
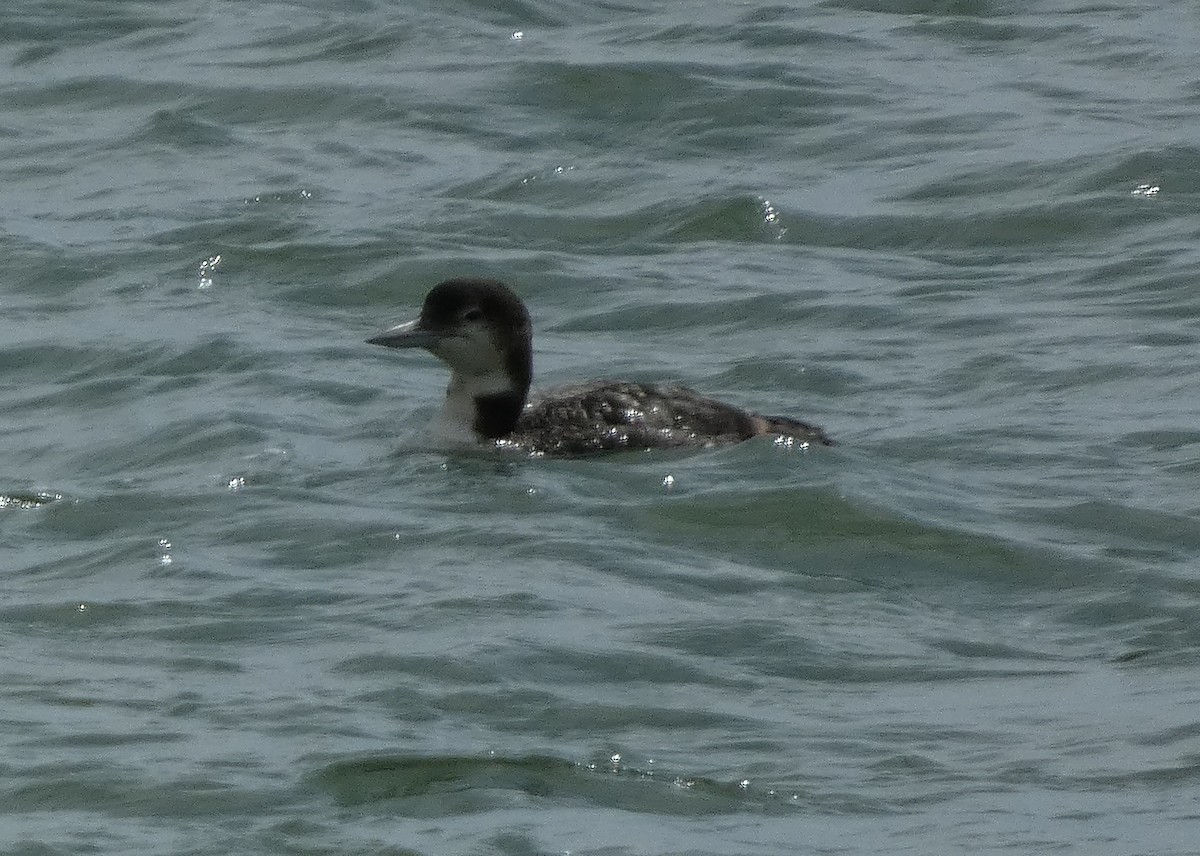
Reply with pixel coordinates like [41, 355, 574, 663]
[5, 1, 1200, 853]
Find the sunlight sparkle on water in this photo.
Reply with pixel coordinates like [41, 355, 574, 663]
[198, 254, 222, 289]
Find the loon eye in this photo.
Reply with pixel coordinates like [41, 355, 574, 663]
[462, 307, 484, 322]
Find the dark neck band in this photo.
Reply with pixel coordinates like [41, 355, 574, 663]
[473, 391, 525, 438]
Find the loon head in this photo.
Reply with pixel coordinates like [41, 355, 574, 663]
[368, 278, 534, 439]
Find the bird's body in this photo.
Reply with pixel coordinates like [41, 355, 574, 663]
[511, 380, 827, 455]
[368, 278, 832, 456]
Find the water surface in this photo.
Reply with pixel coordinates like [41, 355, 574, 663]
[5, 1, 1200, 853]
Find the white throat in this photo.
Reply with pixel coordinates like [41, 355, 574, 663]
[436, 369, 520, 442]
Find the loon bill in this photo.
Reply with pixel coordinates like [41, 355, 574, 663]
[367, 278, 834, 455]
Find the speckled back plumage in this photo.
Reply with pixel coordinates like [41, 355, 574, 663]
[505, 380, 834, 456]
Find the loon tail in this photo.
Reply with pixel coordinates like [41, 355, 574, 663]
[758, 414, 836, 446]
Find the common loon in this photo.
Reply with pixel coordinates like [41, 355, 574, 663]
[367, 278, 833, 455]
